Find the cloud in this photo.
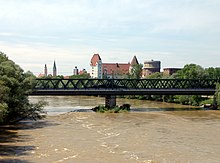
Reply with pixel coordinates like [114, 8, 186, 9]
[0, 0, 220, 74]
[1, 0, 220, 39]
[1, 0, 219, 33]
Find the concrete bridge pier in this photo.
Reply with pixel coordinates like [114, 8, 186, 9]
[213, 95, 218, 109]
[105, 95, 116, 108]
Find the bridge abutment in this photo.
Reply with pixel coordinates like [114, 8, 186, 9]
[105, 95, 116, 108]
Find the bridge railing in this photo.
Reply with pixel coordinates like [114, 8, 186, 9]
[33, 78, 220, 90]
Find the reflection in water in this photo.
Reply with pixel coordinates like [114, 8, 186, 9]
[1, 96, 219, 163]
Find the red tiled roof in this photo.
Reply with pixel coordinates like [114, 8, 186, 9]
[102, 63, 130, 75]
[64, 76, 70, 79]
[90, 54, 101, 66]
[37, 73, 45, 78]
[79, 70, 86, 75]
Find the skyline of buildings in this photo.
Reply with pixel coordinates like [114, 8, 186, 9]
[38, 53, 182, 78]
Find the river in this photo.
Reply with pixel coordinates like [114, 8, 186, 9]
[1, 96, 220, 163]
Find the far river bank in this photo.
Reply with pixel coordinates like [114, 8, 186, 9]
[29, 96, 201, 115]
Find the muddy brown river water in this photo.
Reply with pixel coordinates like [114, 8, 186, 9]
[1, 96, 220, 163]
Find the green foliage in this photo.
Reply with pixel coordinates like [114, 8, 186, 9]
[69, 73, 90, 79]
[205, 67, 220, 79]
[171, 64, 215, 106]
[92, 104, 130, 113]
[200, 98, 213, 106]
[129, 64, 143, 79]
[172, 64, 206, 79]
[215, 83, 220, 109]
[174, 95, 203, 106]
[0, 51, 46, 124]
[137, 95, 147, 100]
[162, 95, 175, 103]
[126, 63, 220, 107]
[146, 72, 164, 79]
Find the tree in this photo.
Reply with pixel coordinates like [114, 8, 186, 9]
[69, 73, 90, 79]
[215, 83, 220, 109]
[171, 64, 209, 106]
[172, 64, 206, 79]
[0, 51, 46, 124]
[146, 72, 164, 79]
[130, 64, 143, 79]
[205, 67, 220, 79]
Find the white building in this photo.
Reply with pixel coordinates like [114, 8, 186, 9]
[90, 54, 103, 78]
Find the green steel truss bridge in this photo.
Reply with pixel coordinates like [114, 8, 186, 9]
[31, 78, 220, 96]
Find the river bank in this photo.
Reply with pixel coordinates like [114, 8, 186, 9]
[1, 110, 220, 163]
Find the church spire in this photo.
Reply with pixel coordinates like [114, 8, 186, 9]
[130, 55, 139, 66]
[44, 64, 47, 76]
[53, 60, 57, 77]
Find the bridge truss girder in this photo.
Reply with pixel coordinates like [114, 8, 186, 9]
[31, 78, 220, 96]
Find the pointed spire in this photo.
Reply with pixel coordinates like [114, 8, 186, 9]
[130, 55, 139, 66]
[53, 60, 57, 77]
[44, 64, 47, 76]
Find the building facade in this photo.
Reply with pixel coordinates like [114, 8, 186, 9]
[90, 54, 139, 79]
[90, 54, 103, 78]
[163, 68, 182, 76]
[142, 60, 161, 77]
[73, 66, 79, 75]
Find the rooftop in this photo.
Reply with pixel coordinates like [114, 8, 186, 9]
[90, 54, 102, 66]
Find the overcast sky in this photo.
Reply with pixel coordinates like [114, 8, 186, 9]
[0, 0, 220, 75]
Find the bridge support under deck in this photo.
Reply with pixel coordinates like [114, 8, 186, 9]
[105, 95, 116, 108]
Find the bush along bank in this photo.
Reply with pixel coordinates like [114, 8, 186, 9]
[120, 94, 219, 110]
[92, 104, 130, 113]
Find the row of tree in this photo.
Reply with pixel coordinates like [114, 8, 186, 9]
[131, 63, 220, 108]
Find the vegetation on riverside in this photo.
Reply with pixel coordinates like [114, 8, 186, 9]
[92, 104, 130, 113]
[69, 73, 90, 79]
[215, 83, 220, 109]
[0, 52, 46, 124]
[127, 64, 220, 108]
[171, 64, 220, 107]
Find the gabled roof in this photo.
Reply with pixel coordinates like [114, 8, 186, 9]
[91, 54, 101, 66]
[102, 63, 130, 75]
[130, 55, 139, 66]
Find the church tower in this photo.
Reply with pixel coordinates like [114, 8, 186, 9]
[129, 55, 139, 73]
[53, 60, 57, 77]
[44, 64, 47, 76]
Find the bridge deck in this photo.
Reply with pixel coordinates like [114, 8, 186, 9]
[31, 88, 216, 96]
